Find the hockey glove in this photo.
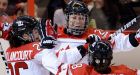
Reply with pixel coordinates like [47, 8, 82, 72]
[40, 36, 57, 49]
[86, 34, 101, 44]
[127, 29, 140, 47]
[77, 43, 89, 57]
[0, 22, 11, 39]
[135, 29, 140, 43]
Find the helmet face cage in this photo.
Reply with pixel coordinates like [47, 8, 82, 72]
[65, 1, 89, 35]
[88, 41, 113, 74]
[12, 16, 39, 43]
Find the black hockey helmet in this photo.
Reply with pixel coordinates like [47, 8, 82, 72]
[64, 1, 89, 36]
[9, 15, 39, 47]
[88, 40, 113, 74]
[65, 0, 89, 15]
[12, 15, 38, 35]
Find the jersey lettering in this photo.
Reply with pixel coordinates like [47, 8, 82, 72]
[6, 50, 33, 61]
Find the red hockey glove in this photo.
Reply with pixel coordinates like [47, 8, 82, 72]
[0, 22, 11, 39]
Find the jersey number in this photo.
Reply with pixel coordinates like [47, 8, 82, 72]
[71, 64, 82, 69]
[8, 62, 28, 75]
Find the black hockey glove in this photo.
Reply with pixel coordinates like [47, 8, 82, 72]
[40, 36, 57, 49]
[86, 34, 101, 44]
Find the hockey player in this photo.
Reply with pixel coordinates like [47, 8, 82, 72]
[5, 15, 90, 75]
[41, 1, 140, 65]
[41, 40, 140, 75]
[5, 16, 50, 75]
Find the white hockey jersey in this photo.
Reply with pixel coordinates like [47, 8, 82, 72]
[6, 42, 50, 75]
[5, 42, 82, 75]
[53, 26, 138, 65]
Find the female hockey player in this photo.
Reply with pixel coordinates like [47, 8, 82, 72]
[41, 40, 140, 75]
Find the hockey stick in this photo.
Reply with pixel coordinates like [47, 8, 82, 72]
[39, 18, 57, 48]
[39, 18, 57, 39]
[109, 15, 140, 39]
[38, 18, 47, 39]
[0, 42, 9, 75]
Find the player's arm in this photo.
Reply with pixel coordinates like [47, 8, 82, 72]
[111, 33, 139, 51]
[53, 34, 101, 64]
[55, 43, 88, 64]
[92, 29, 139, 51]
[41, 49, 63, 75]
[41, 48, 87, 75]
[137, 70, 140, 75]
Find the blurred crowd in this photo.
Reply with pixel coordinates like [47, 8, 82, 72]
[0, 0, 38, 21]
[0, 0, 140, 30]
[43, 0, 139, 30]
